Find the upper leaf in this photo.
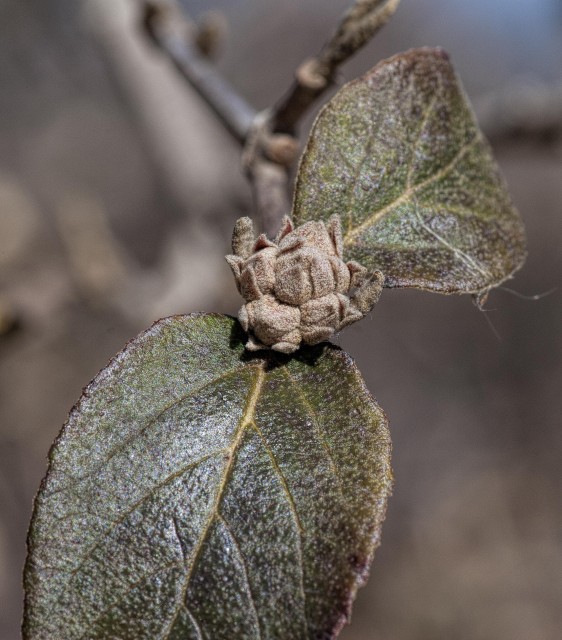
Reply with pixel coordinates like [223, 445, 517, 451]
[24, 314, 392, 640]
[293, 48, 526, 295]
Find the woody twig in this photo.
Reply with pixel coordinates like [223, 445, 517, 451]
[141, 0, 401, 236]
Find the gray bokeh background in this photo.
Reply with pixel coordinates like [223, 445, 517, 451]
[1, 0, 561, 638]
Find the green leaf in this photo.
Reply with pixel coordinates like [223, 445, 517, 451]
[293, 48, 526, 295]
[24, 314, 392, 640]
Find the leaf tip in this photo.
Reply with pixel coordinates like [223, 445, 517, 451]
[433, 46, 450, 61]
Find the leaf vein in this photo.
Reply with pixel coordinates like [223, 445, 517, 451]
[47, 365, 249, 496]
[183, 605, 204, 640]
[283, 368, 342, 486]
[250, 421, 307, 637]
[172, 516, 186, 563]
[77, 559, 183, 640]
[47, 449, 226, 587]
[344, 134, 481, 245]
[405, 94, 439, 189]
[217, 514, 262, 640]
[250, 422, 304, 535]
[347, 130, 378, 233]
[412, 201, 492, 279]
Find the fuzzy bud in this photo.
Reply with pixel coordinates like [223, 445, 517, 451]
[226, 215, 383, 354]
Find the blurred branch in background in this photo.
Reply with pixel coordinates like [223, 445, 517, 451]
[142, 0, 256, 143]
[478, 78, 562, 147]
[142, 0, 401, 235]
[0, 175, 42, 340]
[0, 299, 19, 337]
[54, 193, 129, 308]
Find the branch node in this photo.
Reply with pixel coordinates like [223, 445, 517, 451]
[241, 110, 269, 171]
[264, 134, 300, 167]
[143, 0, 190, 45]
[195, 11, 228, 59]
[271, 0, 401, 135]
[241, 111, 294, 236]
[296, 59, 330, 91]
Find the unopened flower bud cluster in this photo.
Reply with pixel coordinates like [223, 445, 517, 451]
[226, 215, 383, 354]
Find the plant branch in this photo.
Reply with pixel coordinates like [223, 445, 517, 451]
[242, 111, 298, 236]
[142, 0, 296, 235]
[272, 0, 401, 134]
[143, 1, 256, 143]
[476, 80, 562, 145]
[141, 0, 400, 236]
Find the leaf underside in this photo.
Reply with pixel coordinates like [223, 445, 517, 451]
[293, 47, 527, 295]
[24, 314, 392, 640]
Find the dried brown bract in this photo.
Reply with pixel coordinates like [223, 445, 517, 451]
[226, 215, 384, 353]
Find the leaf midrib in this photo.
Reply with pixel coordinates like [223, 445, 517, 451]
[160, 363, 266, 640]
[51, 360, 322, 640]
[69, 364, 266, 640]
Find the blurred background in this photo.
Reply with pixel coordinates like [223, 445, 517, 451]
[1, 0, 561, 638]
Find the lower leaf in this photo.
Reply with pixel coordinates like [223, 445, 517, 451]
[24, 314, 392, 639]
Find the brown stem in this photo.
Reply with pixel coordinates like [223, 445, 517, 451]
[242, 112, 299, 237]
[142, 1, 295, 236]
[143, 1, 256, 143]
[272, 0, 401, 134]
[141, 0, 400, 235]
[476, 80, 562, 144]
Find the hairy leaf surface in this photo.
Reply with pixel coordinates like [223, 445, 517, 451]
[24, 314, 392, 640]
[293, 48, 526, 294]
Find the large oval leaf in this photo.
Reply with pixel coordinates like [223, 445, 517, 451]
[24, 314, 392, 639]
[293, 48, 526, 294]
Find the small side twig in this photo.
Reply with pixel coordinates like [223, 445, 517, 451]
[272, 0, 401, 134]
[477, 80, 562, 145]
[143, 0, 256, 143]
[194, 11, 228, 60]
